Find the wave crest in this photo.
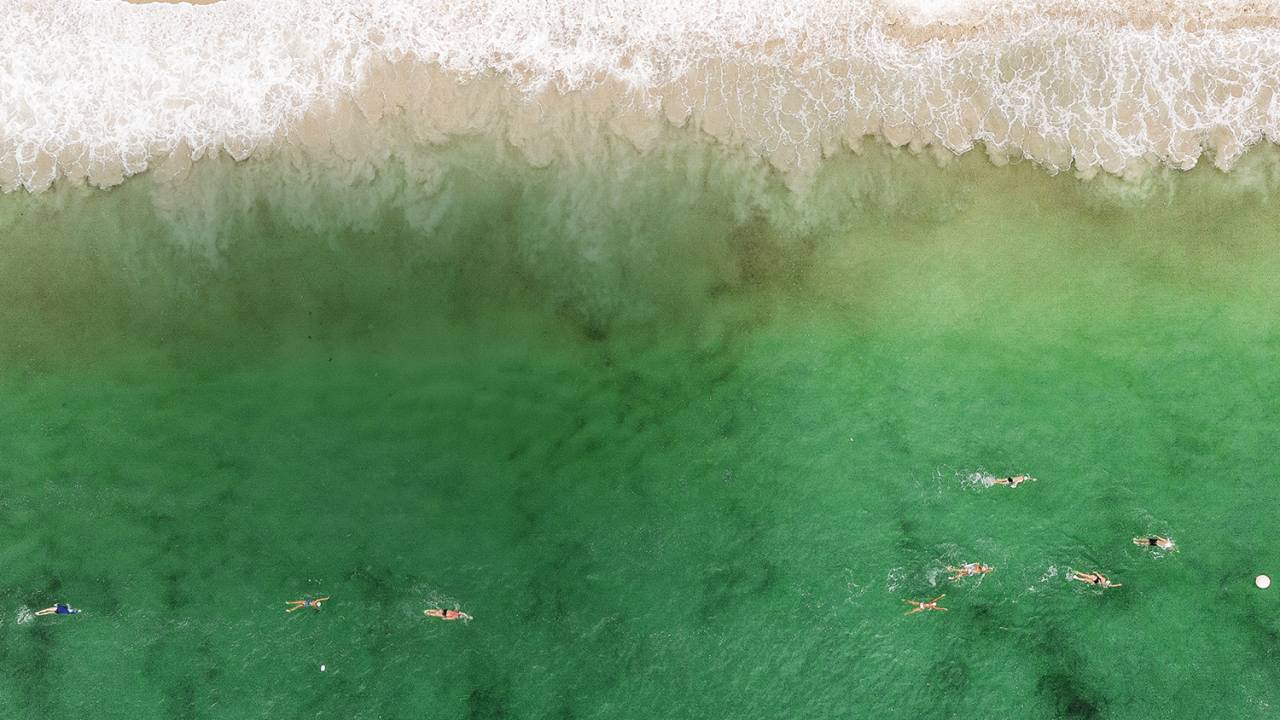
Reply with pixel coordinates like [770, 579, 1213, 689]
[5, 0, 1280, 191]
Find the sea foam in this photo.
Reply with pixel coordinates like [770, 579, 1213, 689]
[5, 0, 1280, 192]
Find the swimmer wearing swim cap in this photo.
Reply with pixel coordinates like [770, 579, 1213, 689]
[286, 596, 330, 612]
[947, 562, 994, 581]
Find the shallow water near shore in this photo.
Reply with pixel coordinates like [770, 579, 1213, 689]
[1, 140, 1279, 719]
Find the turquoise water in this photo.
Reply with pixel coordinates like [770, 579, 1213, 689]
[1, 142, 1279, 718]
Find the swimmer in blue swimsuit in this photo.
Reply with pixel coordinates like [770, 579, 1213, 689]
[35, 603, 80, 616]
[286, 596, 329, 612]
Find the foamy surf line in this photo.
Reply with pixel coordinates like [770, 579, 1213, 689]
[5, 0, 1280, 192]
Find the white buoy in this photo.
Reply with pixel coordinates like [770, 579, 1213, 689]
[320, 665, 326, 672]
[1256, 575, 1271, 589]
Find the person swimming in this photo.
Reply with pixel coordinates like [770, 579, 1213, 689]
[947, 562, 994, 580]
[903, 594, 947, 615]
[425, 607, 472, 622]
[1069, 570, 1121, 588]
[286, 596, 329, 612]
[1133, 535, 1175, 551]
[990, 474, 1033, 488]
[34, 603, 80, 616]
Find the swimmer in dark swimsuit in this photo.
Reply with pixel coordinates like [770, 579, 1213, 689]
[991, 474, 1033, 488]
[903, 594, 947, 615]
[947, 562, 994, 581]
[34, 603, 80, 616]
[1069, 570, 1121, 588]
[425, 607, 472, 622]
[1132, 535, 1175, 551]
[285, 596, 329, 612]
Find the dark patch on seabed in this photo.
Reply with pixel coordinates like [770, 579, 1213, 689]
[961, 600, 1004, 638]
[1217, 586, 1280, 681]
[346, 561, 410, 611]
[2, 622, 61, 718]
[461, 657, 515, 720]
[1038, 672, 1105, 720]
[925, 653, 973, 713]
[519, 538, 595, 627]
[1032, 627, 1106, 720]
[696, 499, 780, 621]
[165, 678, 200, 720]
[465, 683, 514, 720]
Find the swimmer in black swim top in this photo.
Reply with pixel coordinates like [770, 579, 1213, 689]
[34, 603, 80, 616]
[1069, 570, 1121, 588]
[285, 596, 329, 612]
[1132, 535, 1175, 551]
[426, 607, 472, 622]
[991, 474, 1033, 488]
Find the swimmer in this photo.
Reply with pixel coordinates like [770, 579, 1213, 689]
[903, 594, 947, 615]
[991, 474, 1033, 488]
[1132, 535, 1176, 551]
[1069, 570, 1121, 588]
[425, 607, 472, 622]
[947, 562, 994, 580]
[285, 596, 329, 612]
[34, 603, 80, 617]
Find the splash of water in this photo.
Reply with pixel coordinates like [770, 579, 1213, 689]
[8, 0, 1280, 191]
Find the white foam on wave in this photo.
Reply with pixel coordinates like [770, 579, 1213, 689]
[6, 0, 1280, 192]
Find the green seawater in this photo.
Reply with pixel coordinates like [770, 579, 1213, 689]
[1, 139, 1279, 719]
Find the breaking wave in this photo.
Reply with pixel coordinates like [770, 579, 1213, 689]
[6, 0, 1280, 192]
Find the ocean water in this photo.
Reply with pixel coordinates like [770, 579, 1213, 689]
[3, 138, 1279, 719]
[4, 1, 1280, 719]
